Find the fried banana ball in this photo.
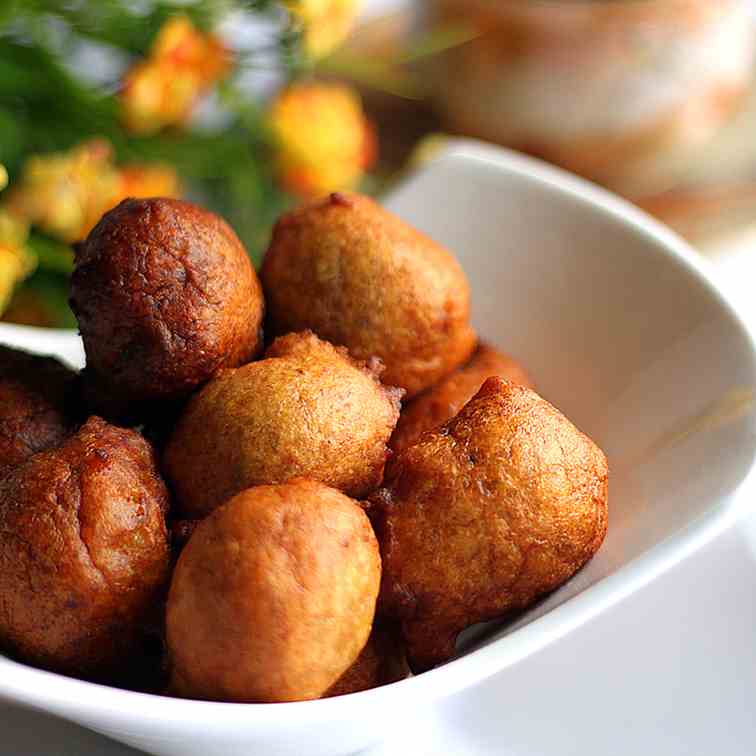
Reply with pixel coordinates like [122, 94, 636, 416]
[166, 480, 381, 703]
[0, 417, 171, 679]
[0, 345, 80, 479]
[373, 377, 608, 672]
[390, 342, 535, 454]
[70, 198, 264, 417]
[164, 331, 402, 519]
[325, 622, 408, 697]
[261, 192, 476, 398]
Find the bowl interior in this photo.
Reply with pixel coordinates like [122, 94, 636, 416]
[385, 141, 756, 650]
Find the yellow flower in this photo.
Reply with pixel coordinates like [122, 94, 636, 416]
[8, 140, 181, 243]
[285, 0, 362, 59]
[121, 61, 201, 135]
[270, 82, 376, 198]
[121, 15, 230, 135]
[7, 139, 119, 243]
[409, 133, 452, 169]
[0, 209, 34, 314]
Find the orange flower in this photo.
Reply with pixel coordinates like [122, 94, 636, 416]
[152, 15, 229, 86]
[7, 140, 181, 243]
[121, 15, 230, 135]
[285, 0, 363, 59]
[113, 164, 181, 206]
[121, 61, 201, 135]
[270, 82, 376, 198]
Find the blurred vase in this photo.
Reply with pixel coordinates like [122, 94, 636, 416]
[423, 0, 755, 192]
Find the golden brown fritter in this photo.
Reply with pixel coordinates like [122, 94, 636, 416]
[372, 377, 608, 672]
[0, 345, 80, 480]
[260, 192, 476, 398]
[166, 480, 381, 703]
[0, 417, 171, 680]
[325, 622, 408, 697]
[164, 331, 402, 519]
[70, 198, 264, 419]
[390, 342, 535, 454]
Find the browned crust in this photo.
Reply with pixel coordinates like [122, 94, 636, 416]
[0, 345, 80, 479]
[164, 331, 402, 518]
[166, 480, 381, 702]
[0, 417, 171, 679]
[373, 377, 608, 672]
[390, 342, 534, 454]
[261, 192, 476, 398]
[70, 197, 265, 414]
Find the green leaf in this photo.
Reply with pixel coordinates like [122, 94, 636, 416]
[15, 269, 78, 329]
[27, 232, 75, 275]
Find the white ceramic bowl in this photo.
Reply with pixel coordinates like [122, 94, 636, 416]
[1, 140, 755, 756]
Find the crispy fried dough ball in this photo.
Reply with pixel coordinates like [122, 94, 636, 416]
[0, 346, 80, 479]
[261, 192, 476, 398]
[166, 480, 381, 703]
[372, 377, 608, 672]
[164, 331, 402, 519]
[325, 622, 408, 697]
[0, 417, 171, 679]
[70, 198, 264, 416]
[390, 342, 535, 454]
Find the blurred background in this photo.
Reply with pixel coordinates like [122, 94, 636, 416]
[2, 0, 756, 328]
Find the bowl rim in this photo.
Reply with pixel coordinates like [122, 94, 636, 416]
[1, 138, 755, 725]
